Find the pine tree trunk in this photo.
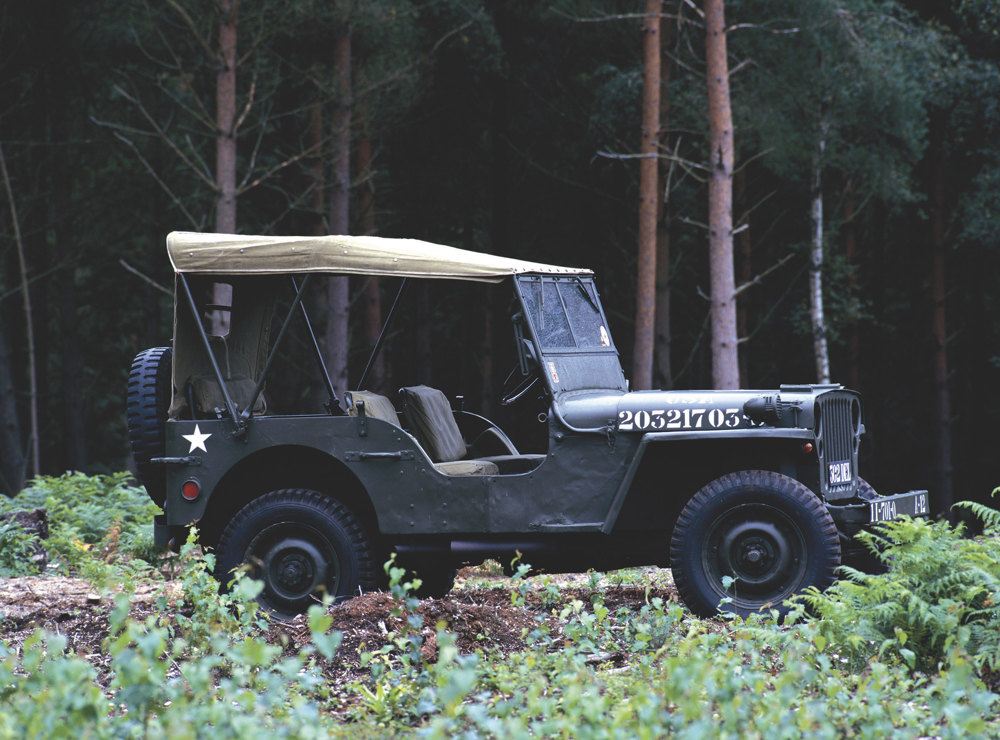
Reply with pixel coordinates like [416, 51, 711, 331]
[704, 0, 739, 389]
[809, 127, 830, 384]
[213, 0, 239, 335]
[325, 20, 352, 398]
[632, 0, 661, 390]
[653, 4, 672, 390]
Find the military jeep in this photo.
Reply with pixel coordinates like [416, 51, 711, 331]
[127, 231, 928, 617]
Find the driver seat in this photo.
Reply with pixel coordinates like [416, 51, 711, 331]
[398, 386, 500, 476]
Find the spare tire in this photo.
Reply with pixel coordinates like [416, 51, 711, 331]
[127, 346, 172, 507]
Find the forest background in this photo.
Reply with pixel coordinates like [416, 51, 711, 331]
[0, 0, 998, 516]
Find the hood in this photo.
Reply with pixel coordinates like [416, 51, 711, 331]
[555, 385, 855, 434]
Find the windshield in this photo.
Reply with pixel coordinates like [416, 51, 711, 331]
[517, 276, 614, 351]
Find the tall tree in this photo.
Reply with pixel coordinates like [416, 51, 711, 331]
[704, 0, 739, 389]
[212, 0, 240, 333]
[809, 118, 830, 383]
[733, 0, 934, 384]
[632, 0, 662, 390]
[325, 6, 352, 398]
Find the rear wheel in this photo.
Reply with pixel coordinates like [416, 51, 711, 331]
[215, 489, 376, 617]
[669, 470, 841, 618]
[126, 347, 173, 507]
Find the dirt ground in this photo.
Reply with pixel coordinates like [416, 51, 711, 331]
[0, 568, 679, 688]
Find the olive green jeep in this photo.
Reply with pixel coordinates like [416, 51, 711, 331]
[127, 232, 928, 617]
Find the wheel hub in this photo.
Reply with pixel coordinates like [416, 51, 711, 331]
[708, 506, 805, 604]
[260, 537, 329, 602]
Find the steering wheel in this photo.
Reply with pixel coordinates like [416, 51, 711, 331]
[500, 364, 540, 406]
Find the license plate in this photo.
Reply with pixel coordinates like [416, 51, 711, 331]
[870, 490, 930, 523]
[828, 460, 853, 485]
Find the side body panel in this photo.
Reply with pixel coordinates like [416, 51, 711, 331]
[162, 413, 639, 537]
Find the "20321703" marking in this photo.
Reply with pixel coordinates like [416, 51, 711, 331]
[618, 407, 742, 431]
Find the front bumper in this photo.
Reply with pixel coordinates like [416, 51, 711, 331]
[826, 489, 930, 538]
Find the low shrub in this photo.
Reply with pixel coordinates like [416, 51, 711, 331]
[797, 499, 1000, 673]
[0, 519, 40, 577]
[0, 472, 161, 574]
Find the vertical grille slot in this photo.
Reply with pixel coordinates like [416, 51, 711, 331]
[816, 392, 860, 500]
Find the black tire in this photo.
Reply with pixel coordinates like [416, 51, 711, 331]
[126, 346, 173, 507]
[214, 489, 376, 617]
[669, 470, 841, 618]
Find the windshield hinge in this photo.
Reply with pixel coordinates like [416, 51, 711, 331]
[605, 418, 617, 449]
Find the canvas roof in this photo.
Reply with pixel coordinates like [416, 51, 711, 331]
[166, 232, 592, 282]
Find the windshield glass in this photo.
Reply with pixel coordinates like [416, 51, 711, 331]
[518, 276, 614, 351]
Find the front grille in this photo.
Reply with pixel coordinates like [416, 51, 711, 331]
[816, 392, 861, 501]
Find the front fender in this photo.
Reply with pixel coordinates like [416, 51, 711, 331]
[599, 428, 815, 535]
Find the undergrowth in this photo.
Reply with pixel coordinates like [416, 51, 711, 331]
[0, 472, 161, 579]
[0, 474, 999, 737]
[798, 498, 1000, 674]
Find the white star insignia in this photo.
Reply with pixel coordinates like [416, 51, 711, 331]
[182, 424, 212, 454]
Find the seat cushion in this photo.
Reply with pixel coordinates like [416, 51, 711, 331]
[434, 459, 499, 476]
[345, 391, 400, 427]
[400, 385, 467, 463]
[477, 454, 546, 475]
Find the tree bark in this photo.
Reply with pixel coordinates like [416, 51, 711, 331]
[632, 0, 661, 390]
[213, 0, 240, 335]
[930, 122, 953, 513]
[325, 18, 352, 399]
[809, 125, 830, 384]
[704, 0, 739, 389]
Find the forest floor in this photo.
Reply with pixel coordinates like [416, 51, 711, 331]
[0, 566, 679, 692]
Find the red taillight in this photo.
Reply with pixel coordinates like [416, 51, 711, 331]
[181, 480, 201, 501]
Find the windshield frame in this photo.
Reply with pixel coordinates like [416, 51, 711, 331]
[514, 275, 617, 355]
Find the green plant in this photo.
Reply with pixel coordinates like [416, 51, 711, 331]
[0, 518, 41, 577]
[797, 502, 1000, 672]
[0, 472, 161, 572]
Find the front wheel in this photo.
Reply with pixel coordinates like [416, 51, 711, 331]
[215, 489, 376, 617]
[669, 470, 841, 618]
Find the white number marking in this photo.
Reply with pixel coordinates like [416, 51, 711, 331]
[618, 407, 745, 432]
